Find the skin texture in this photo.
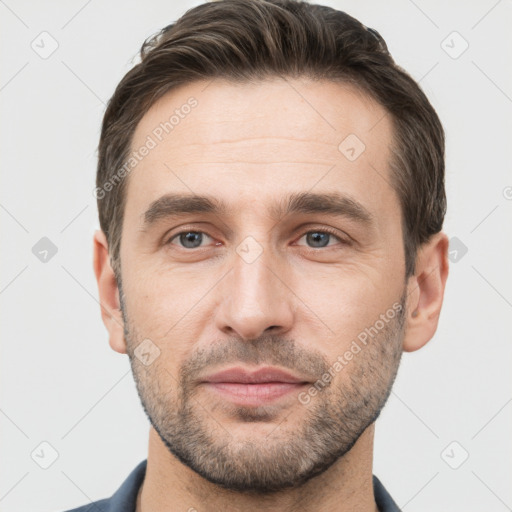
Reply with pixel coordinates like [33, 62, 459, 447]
[93, 77, 449, 512]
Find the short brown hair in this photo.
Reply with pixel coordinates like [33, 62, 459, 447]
[96, 0, 446, 279]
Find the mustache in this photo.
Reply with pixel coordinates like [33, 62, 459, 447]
[177, 334, 330, 385]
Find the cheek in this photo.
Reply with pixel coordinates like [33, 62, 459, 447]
[121, 262, 217, 349]
[289, 263, 401, 346]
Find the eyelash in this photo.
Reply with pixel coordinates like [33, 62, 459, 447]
[165, 227, 350, 249]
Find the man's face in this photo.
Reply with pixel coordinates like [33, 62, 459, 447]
[118, 77, 407, 492]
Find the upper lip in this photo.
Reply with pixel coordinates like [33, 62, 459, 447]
[201, 366, 310, 384]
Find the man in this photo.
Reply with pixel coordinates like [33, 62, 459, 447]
[68, 0, 449, 510]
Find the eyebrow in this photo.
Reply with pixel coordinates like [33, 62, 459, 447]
[141, 191, 374, 230]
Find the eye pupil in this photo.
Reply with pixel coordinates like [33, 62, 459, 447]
[307, 232, 330, 248]
[180, 231, 202, 248]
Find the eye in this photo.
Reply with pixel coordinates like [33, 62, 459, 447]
[295, 230, 348, 248]
[167, 230, 215, 249]
[165, 228, 349, 250]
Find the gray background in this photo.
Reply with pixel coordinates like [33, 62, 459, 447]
[1, 1, 511, 511]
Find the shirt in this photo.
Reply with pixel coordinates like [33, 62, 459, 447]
[62, 459, 402, 511]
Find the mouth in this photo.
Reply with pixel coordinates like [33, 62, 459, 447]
[200, 366, 311, 406]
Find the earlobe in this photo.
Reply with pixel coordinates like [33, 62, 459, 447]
[93, 229, 127, 354]
[402, 232, 449, 353]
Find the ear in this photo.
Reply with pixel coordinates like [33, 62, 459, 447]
[403, 231, 449, 352]
[93, 229, 127, 354]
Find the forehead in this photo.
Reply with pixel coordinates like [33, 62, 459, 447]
[125, 77, 397, 224]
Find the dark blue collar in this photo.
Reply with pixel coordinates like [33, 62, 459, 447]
[64, 459, 401, 511]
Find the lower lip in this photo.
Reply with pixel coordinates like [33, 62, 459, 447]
[203, 382, 306, 406]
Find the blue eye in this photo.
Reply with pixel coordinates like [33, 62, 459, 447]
[306, 232, 331, 248]
[168, 231, 213, 249]
[296, 230, 346, 248]
[166, 229, 348, 250]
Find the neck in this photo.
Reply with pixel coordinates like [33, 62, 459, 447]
[136, 425, 379, 512]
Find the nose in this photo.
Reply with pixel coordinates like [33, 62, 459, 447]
[214, 242, 295, 341]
